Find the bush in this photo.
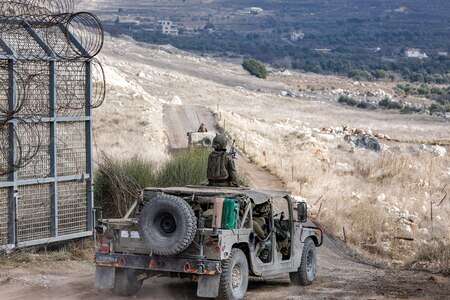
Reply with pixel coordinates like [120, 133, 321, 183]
[417, 84, 430, 95]
[372, 69, 387, 80]
[429, 103, 450, 114]
[348, 69, 373, 81]
[396, 83, 413, 95]
[400, 105, 423, 114]
[95, 149, 248, 218]
[338, 95, 358, 106]
[379, 97, 403, 110]
[242, 59, 268, 79]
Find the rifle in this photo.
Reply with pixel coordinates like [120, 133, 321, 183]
[229, 139, 237, 159]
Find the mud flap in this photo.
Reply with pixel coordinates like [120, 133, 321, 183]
[95, 266, 115, 289]
[197, 275, 220, 298]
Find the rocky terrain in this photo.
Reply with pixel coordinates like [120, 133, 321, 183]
[89, 35, 450, 273]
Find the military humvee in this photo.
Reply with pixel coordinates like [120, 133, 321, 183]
[95, 186, 323, 300]
[187, 131, 216, 148]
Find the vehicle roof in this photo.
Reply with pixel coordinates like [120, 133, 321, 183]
[144, 186, 290, 204]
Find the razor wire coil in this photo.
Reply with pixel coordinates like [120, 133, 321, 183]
[0, 0, 105, 176]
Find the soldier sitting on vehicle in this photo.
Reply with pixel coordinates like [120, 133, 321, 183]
[252, 202, 271, 240]
[207, 134, 239, 187]
[198, 123, 208, 133]
[274, 212, 291, 259]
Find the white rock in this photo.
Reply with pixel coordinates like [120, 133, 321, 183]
[315, 133, 336, 142]
[431, 145, 447, 157]
[335, 162, 354, 174]
[170, 95, 183, 105]
[377, 193, 386, 202]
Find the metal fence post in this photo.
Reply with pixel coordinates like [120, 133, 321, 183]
[85, 60, 94, 232]
[7, 59, 17, 247]
[50, 60, 58, 237]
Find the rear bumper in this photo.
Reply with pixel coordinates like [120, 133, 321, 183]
[95, 252, 222, 275]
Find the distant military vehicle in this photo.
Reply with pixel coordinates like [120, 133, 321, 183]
[95, 186, 322, 299]
[187, 131, 216, 148]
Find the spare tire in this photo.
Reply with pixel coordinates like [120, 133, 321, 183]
[139, 194, 197, 256]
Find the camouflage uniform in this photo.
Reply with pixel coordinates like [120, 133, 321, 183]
[274, 213, 291, 257]
[198, 123, 208, 133]
[207, 135, 238, 187]
[252, 203, 270, 240]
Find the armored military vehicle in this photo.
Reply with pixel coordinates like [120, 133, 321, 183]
[95, 186, 323, 299]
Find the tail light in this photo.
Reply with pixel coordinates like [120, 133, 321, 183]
[97, 234, 112, 254]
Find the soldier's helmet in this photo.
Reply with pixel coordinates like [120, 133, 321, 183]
[212, 134, 227, 150]
[255, 202, 271, 216]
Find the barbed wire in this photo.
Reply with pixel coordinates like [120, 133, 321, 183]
[0, 0, 105, 176]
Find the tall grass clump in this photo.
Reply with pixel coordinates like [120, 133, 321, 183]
[95, 148, 210, 218]
[155, 148, 209, 187]
[95, 155, 156, 218]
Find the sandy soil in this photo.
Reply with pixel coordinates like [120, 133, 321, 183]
[1, 105, 449, 299]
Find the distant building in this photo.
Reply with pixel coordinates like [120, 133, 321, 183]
[249, 7, 264, 15]
[394, 6, 408, 13]
[115, 16, 140, 26]
[314, 48, 332, 53]
[290, 30, 305, 42]
[158, 20, 179, 36]
[404, 48, 428, 59]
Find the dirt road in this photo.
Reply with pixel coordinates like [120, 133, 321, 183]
[0, 105, 449, 300]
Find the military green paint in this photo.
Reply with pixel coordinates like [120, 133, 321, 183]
[221, 198, 239, 229]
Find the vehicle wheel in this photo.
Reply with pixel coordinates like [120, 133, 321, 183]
[113, 268, 143, 296]
[219, 248, 249, 300]
[139, 194, 197, 256]
[202, 137, 213, 147]
[289, 238, 317, 286]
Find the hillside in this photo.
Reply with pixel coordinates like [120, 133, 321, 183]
[89, 0, 450, 83]
[94, 35, 449, 274]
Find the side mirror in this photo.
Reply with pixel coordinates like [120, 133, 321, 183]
[297, 202, 308, 223]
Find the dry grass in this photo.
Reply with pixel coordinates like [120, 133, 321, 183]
[219, 109, 450, 269]
[92, 36, 450, 272]
[0, 239, 94, 267]
[410, 239, 450, 275]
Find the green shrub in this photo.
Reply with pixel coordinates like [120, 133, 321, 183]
[400, 105, 423, 114]
[379, 97, 403, 110]
[417, 84, 430, 95]
[242, 59, 268, 79]
[431, 87, 444, 95]
[396, 83, 413, 95]
[348, 69, 373, 81]
[372, 69, 387, 79]
[338, 95, 358, 106]
[429, 103, 450, 114]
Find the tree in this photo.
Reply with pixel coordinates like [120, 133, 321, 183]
[242, 59, 268, 79]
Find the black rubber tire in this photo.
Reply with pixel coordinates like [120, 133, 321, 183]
[219, 248, 249, 300]
[139, 194, 197, 256]
[202, 137, 213, 147]
[113, 268, 143, 297]
[289, 238, 317, 286]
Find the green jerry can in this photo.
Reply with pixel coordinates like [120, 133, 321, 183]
[221, 198, 239, 229]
